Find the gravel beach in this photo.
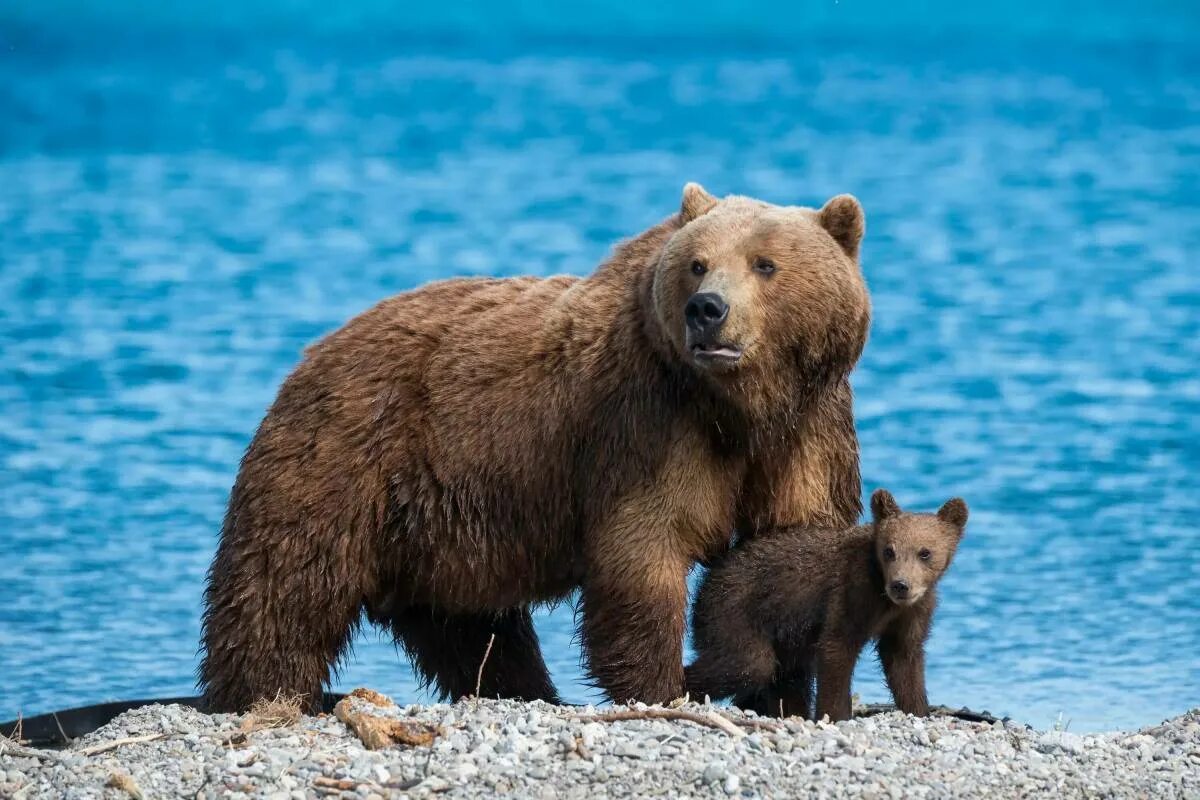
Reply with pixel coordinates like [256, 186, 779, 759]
[3, 692, 1196, 799]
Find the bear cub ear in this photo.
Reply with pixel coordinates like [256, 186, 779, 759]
[818, 194, 865, 259]
[680, 182, 719, 223]
[871, 488, 901, 521]
[937, 498, 969, 532]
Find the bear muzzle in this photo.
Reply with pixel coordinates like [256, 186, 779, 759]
[685, 291, 743, 369]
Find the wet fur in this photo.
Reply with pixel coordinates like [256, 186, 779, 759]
[686, 491, 967, 721]
[200, 188, 870, 712]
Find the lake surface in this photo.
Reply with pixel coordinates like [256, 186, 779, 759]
[2, 8, 1198, 732]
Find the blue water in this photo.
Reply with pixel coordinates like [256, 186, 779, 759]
[2, 4, 1199, 733]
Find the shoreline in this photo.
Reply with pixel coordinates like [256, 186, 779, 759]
[2, 692, 1196, 798]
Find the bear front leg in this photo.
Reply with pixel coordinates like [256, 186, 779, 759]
[877, 612, 931, 716]
[580, 551, 690, 705]
[814, 633, 864, 722]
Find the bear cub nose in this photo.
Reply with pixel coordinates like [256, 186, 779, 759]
[685, 292, 729, 333]
[889, 580, 910, 598]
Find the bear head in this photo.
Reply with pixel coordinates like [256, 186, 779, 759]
[870, 489, 968, 606]
[651, 183, 871, 412]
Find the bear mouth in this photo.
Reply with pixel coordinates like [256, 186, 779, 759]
[886, 587, 925, 606]
[690, 342, 744, 366]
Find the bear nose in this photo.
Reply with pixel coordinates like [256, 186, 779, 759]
[889, 580, 910, 598]
[685, 292, 729, 333]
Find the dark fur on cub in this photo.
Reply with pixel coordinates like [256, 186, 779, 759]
[199, 184, 871, 712]
[686, 489, 968, 721]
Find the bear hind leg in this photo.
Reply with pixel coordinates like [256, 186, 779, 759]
[391, 606, 560, 703]
[684, 639, 776, 704]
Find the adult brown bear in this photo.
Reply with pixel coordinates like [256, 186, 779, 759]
[199, 184, 871, 712]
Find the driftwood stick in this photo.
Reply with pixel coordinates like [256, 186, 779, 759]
[572, 708, 748, 738]
[0, 738, 65, 762]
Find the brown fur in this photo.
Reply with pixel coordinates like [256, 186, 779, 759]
[686, 490, 968, 721]
[199, 184, 871, 712]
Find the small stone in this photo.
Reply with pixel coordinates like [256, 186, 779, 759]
[580, 722, 607, 750]
[703, 764, 726, 785]
[723, 774, 741, 795]
[421, 776, 451, 792]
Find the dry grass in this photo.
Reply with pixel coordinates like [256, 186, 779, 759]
[3, 713, 24, 746]
[241, 692, 305, 731]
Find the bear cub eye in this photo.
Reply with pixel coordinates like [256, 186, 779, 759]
[883, 545, 896, 561]
[753, 257, 776, 275]
[918, 548, 932, 561]
[690, 260, 707, 276]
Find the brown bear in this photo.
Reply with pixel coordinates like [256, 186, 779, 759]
[199, 183, 872, 712]
[685, 489, 968, 721]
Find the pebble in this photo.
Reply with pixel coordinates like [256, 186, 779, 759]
[2, 699, 1196, 799]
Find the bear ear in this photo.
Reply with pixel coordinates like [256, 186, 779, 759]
[937, 498, 969, 532]
[818, 194, 865, 259]
[870, 489, 901, 521]
[680, 182, 719, 223]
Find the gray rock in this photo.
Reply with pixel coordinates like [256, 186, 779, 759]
[6, 698, 1196, 800]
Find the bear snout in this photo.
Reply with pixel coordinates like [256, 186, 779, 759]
[887, 578, 925, 606]
[684, 292, 729, 333]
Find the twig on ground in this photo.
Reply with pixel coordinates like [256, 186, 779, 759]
[52, 713, 69, 745]
[7, 713, 23, 745]
[572, 708, 748, 738]
[77, 733, 166, 757]
[713, 711, 784, 731]
[473, 633, 496, 698]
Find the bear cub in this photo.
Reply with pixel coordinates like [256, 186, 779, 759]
[686, 489, 968, 721]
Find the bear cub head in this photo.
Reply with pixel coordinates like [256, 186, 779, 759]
[870, 488, 969, 606]
[651, 183, 871, 395]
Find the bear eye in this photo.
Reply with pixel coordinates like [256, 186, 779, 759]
[690, 259, 707, 276]
[753, 257, 776, 275]
[883, 545, 896, 561]
[918, 548, 932, 561]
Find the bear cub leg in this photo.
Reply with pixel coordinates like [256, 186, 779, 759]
[814, 633, 863, 722]
[877, 622, 930, 716]
[684, 638, 776, 705]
